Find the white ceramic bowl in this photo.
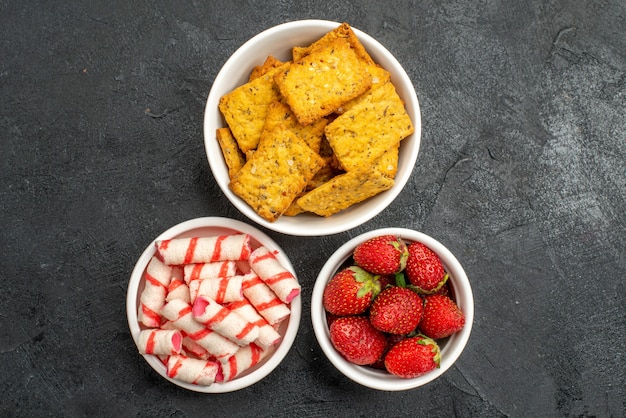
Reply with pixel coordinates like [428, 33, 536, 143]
[311, 228, 473, 391]
[126, 217, 301, 393]
[203, 20, 421, 236]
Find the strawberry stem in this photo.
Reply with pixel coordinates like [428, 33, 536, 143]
[394, 272, 406, 287]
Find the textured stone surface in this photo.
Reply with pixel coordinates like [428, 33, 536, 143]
[1, 1, 624, 416]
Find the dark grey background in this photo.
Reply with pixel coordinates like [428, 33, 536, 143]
[1, 1, 624, 417]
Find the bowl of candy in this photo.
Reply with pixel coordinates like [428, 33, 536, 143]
[126, 217, 301, 393]
[203, 20, 421, 236]
[311, 228, 473, 391]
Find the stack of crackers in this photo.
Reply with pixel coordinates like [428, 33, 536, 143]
[216, 23, 414, 223]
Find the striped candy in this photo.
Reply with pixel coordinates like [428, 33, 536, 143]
[183, 261, 237, 285]
[226, 298, 282, 349]
[241, 273, 291, 325]
[188, 274, 244, 304]
[155, 234, 252, 265]
[166, 355, 221, 386]
[219, 343, 270, 382]
[166, 267, 190, 303]
[138, 329, 182, 356]
[160, 299, 239, 359]
[249, 246, 301, 303]
[138, 256, 173, 328]
[192, 296, 259, 346]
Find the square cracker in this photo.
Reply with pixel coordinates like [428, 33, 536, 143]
[336, 64, 391, 114]
[296, 167, 394, 217]
[263, 101, 327, 153]
[283, 155, 344, 217]
[325, 80, 414, 172]
[219, 63, 289, 153]
[249, 55, 286, 81]
[374, 144, 400, 179]
[216, 127, 246, 179]
[275, 36, 372, 126]
[292, 22, 375, 66]
[229, 123, 326, 222]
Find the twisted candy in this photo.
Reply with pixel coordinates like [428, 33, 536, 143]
[249, 246, 300, 303]
[156, 234, 252, 265]
[160, 299, 239, 359]
[192, 296, 259, 346]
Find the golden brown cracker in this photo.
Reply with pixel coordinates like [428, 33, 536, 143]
[325, 81, 413, 172]
[219, 63, 288, 153]
[296, 167, 394, 217]
[216, 127, 246, 179]
[249, 56, 285, 81]
[283, 199, 307, 217]
[292, 22, 375, 66]
[336, 65, 391, 114]
[263, 101, 327, 153]
[374, 144, 400, 179]
[229, 124, 326, 222]
[306, 160, 343, 191]
[275, 37, 372, 126]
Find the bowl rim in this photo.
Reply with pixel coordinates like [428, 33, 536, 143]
[203, 19, 421, 236]
[311, 227, 474, 391]
[126, 216, 302, 393]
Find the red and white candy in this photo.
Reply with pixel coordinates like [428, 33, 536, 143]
[188, 274, 244, 304]
[183, 261, 237, 285]
[138, 256, 173, 328]
[249, 246, 301, 303]
[160, 299, 240, 359]
[167, 355, 221, 386]
[161, 321, 210, 360]
[138, 329, 182, 356]
[166, 267, 190, 303]
[241, 273, 291, 325]
[226, 298, 281, 349]
[155, 234, 252, 265]
[219, 343, 270, 382]
[192, 296, 259, 346]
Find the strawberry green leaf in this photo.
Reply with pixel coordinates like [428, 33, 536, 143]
[349, 266, 375, 283]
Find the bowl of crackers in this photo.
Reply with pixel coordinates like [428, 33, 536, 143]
[204, 20, 421, 236]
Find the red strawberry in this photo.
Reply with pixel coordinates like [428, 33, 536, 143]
[369, 287, 423, 334]
[371, 334, 406, 369]
[353, 235, 409, 275]
[329, 316, 387, 365]
[323, 266, 380, 316]
[377, 274, 394, 290]
[419, 294, 465, 339]
[406, 242, 448, 293]
[384, 336, 441, 378]
[433, 282, 451, 297]
[325, 312, 341, 328]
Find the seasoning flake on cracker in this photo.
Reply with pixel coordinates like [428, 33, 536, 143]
[275, 37, 372, 126]
[219, 63, 289, 153]
[216, 127, 247, 179]
[325, 81, 414, 172]
[229, 124, 326, 222]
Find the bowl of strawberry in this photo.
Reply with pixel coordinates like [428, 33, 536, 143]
[311, 228, 473, 391]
